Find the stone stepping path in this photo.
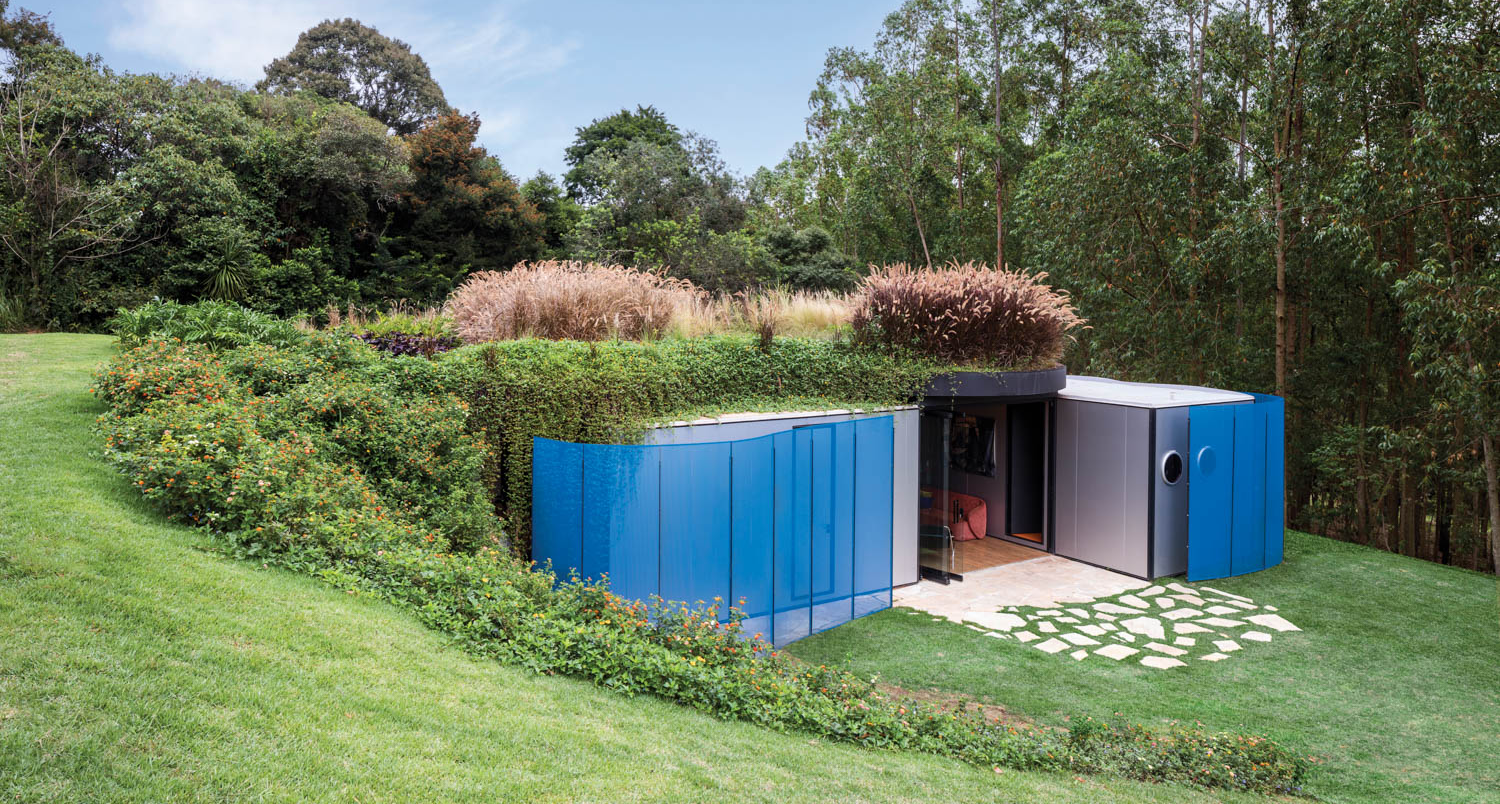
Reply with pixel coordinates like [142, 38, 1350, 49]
[955, 581, 1299, 671]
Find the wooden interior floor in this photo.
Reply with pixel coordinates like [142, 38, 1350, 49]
[953, 537, 1048, 574]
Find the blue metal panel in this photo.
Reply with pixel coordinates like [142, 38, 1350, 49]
[531, 438, 582, 579]
[776, 428, 815, 644]
[659, 442, 732, 610]
[1253, 394, 1286, 568]
[730, 435, 774, 635]
[853, 416, 894, 617]
[812, 424, 854, 635]
[1187, 405, 1236, 581]
[582, 445, 660, 602]
[1231, 404, 1267, 576]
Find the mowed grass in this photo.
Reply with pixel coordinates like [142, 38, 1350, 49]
[0, 334, 1264, 804]
[792, 531, 1500, 803]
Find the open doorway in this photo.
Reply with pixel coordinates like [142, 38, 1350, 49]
[917, 402, 1050, 582]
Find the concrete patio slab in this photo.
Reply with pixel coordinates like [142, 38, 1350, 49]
[891, 555, 1149, 621]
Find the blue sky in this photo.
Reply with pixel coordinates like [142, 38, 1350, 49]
[37, 1, 892, 180]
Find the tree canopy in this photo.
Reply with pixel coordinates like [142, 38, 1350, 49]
[258, 18, 451, 135]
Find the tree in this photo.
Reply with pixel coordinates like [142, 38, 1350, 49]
[520, 171, 580, 257]
[563, 105, 683, 199]
[258, 18, 450, 136]
[379, 111, 543, 300]
[0, 0, 59, 57]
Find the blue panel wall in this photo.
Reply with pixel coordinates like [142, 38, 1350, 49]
[660, 442, 732, 608]
[1187, 396, 1285, 581]
[1231, 404, 1268, 575]
[853, 416, 894, 617]
[1254, 394, 1286, 568]
[532, 438, 582, 577]
[584, 446, 660, 602]
[535, 416, 895, 648]
[730, 436, 774, 637]
[1187, 405, 1236, 581]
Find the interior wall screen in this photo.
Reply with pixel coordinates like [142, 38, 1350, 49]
[532, 416, 895, 647]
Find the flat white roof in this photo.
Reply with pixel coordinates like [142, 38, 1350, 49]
[1058, 376, 1254, 409]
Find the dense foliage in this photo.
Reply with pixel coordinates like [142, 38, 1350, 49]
[91, 333, 1310, 795]
[108, 300, 306, 351]
[445, 261, 697, 342]
[756, 0, 1500, 574]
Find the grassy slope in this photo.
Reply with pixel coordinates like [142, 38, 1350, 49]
[792, 530, 1500, 804]
[0, 334, 1260, 804]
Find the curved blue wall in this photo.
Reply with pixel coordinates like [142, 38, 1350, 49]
[533, 416, 894, 647]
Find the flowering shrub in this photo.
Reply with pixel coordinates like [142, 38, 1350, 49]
[851, 262, 1084, 367]
[93, 337, 1308, 797]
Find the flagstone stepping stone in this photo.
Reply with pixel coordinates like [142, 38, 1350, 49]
[1014, 631, 1039, 643]
[1061, 632, 1100, 646]
[1037, 621, 1059, 633]
[1056, 616, 1081, 624]
[1035, 638, 1069, 654]
[1114, 632, 1137, 643]
[966, 625, 986, 632]
[1246, 613, 1301, 632]
[1098, 622, 1118, 631]
[1169, 594, 1205, 606]
[1070, 649, 1089, 660]
[1199, 586, 1251, 602]
[1264, 605, 1278, 612]
[1241, 630, 1272, 643]
[1095, 613, 1117, 621]
[1204, 605, 1240, 615]
[1173, 622, 1211, 634]
[1199, 652, 1230, 662]
[1174, 636, 1196, 647]
[985, 631, 1012, 640]
[1154, 597, 1176, 608]
[1038, 609, 1064, 616]
[1197, 617, 1246, 628]
[1213, 639, 1242, 652]
[1139, 585, 1166, 596]
[1117, 595, 1150, 609]
[1067, 608, 1089, 618]
[1140, 656, 1186, 669]
[965, 612, 1028, 631]
[1026, 614, 1041, 621]
[1095, 643, 1139, 660]
[1121, 616, 1165, 639]
[1094, 602, 1139, 615]
[1161, 608, 1203, 620]
[1228, 600, 1259, 610]
[1167, 582, 1196, 595]
[1077, 624, 1107, 636]
[1145, 641, 1187, 656]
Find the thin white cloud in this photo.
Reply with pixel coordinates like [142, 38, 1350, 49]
[107, 0, 330, 83]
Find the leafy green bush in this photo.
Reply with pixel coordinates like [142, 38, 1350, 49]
[93, 338, 1309, 797]
[109, 300, 307, 351]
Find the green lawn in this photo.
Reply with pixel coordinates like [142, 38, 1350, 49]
[0, 334, 1268, 804]
[792, 531, 1500, 803]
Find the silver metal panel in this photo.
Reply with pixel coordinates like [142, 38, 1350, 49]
[644, 408, 921, 588]
[1053, 399, 1150, 577]
[1152, 407, 1190, 577]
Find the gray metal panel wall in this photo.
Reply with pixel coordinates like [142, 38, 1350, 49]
[644, 408, 921, 588]
[1151, 407, 1190, 577]
[1054, 399, 1150, 577]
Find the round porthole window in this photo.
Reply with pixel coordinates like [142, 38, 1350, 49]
[1161, 451, 1183, 485]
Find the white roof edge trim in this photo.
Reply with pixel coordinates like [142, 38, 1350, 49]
[1058, 376, 1255, 409]
[653, 405, 918, 429]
